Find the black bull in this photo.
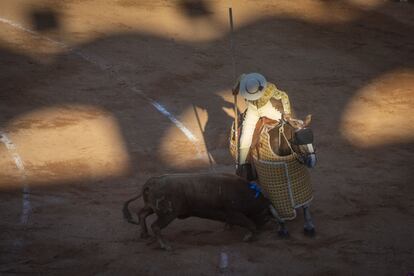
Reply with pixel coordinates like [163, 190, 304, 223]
[123, 173, 273, 250]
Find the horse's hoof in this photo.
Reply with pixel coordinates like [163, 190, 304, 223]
[278, 229, 289, 238]
[304, 227, 316, 237]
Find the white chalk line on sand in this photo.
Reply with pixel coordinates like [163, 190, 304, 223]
[0, 16, 204, 157]
[0, 132, 31, 225]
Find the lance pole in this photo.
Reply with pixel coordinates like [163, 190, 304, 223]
[228, 7, 239, 169]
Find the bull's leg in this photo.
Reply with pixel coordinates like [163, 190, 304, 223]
[303, 204, 315, 237]
[138, 206, 153, 239]
[269, 205, 289, 237]
[151, 213, 176, 251]
[225, 211, 257, 242]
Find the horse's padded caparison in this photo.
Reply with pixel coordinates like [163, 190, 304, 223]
[252, 125, 313, 220]
[230, 119, 313, 220]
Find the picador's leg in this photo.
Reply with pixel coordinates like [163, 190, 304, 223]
[151, 213, 176, 251]
[138, 206, 153, 239]
[303, 204, 315, 237]
[269, 205, 289, 237]
[225, 211, 257, 242]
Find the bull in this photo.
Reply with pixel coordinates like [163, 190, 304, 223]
[123, 173, 274, 250]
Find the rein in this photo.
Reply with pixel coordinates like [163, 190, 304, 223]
[249, 117, 309, 164]
[278, 120, 306, 163]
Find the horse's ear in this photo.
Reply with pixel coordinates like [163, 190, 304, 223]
[304, 114, 312, 127]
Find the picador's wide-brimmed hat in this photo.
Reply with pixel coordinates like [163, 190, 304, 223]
[239, 73, 267, 101]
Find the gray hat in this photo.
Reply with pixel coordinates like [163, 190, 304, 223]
[239, 73, 267, 101]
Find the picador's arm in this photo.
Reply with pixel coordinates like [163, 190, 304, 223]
[271, 87, 292, 119]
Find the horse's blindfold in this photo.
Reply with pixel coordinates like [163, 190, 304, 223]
[294, 128, 314, 145]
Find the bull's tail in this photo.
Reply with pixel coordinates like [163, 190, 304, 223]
[122, 194, 142, 225]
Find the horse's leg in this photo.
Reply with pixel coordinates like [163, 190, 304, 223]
[269, 205, 289, 237]
[303, 203, 315, 237]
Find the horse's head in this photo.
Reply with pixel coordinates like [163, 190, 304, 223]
[268, 115, 317, 168]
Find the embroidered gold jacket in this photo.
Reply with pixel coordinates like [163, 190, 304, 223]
[248, 83, 291, 114]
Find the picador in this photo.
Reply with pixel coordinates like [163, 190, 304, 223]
[232, 72, 293, 180]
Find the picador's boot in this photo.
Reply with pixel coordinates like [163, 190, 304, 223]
[236, 163, 257, 181]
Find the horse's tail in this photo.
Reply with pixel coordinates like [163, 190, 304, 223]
[122, 193, 142, 225]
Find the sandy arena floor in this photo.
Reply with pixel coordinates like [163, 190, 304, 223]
[0, 0, 413, 275]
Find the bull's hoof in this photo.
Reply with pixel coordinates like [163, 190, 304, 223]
[160, 243, 172, 251]
[278, 229, 289, 238]
[145, 237, 157, 245]
[304, 227, 316, 237]
[224, 223, 232, 230]
[140, 232, 151, 239]
[242, 232, 254, 242]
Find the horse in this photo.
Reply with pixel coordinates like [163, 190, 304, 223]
[265, 115, 316, 168]
[230, 114, 317, 237]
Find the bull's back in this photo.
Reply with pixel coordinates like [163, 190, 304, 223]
[143, 173, 267, 218]
[163, 173, 264, 210]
